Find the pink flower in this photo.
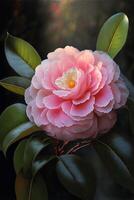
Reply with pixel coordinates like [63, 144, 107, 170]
[25, 46, 129, 141]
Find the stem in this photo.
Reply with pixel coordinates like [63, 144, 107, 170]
[67, 141, 91, 154]
[58, 141, 69, 152]
[53, 138, 92, 156]
[72, 143, 91, 153]
[53, 139, 60, 155]
[67, 144, 80, 154]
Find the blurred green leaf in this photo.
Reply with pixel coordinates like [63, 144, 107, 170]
[0, 76, 30, 95]
[15, 173, 48, 200]
[5, 33, 41, 78]
[0, 103, 27, 149]
[14, 139, 27, 175]
[94, 131, 134, 193]
[96, 12, 129, 58]
[2, 122, 39, 155]
[56, 154, 96, 200]
[23, 135, 51, 177]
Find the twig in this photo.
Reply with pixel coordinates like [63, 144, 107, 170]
[67, 141, 91, 154]
[58, 141, 70, 152]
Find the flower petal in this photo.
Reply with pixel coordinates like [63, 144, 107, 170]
[98, 111, 117, 134]
[43, 94, 63, 109]
[36, 90, 47, 108]
[95, 85, 113, 107]
[95, 101, 114, 113]
[47, 109, 74, 127]
[70, 97, 95, 117]
[72, 91, 91, 105]
[77, 50, 94, 72]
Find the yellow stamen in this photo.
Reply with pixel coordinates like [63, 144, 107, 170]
[68, 80, 75, 88]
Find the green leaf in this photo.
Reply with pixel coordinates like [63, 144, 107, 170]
[5, 33, 41, 78]
[56, 154, 96, 200]
[0, 103, 28, 149]
[0, 76, 30, 95]
[13, 134, 53, 178]
[2, 122, 40, 155]
[96, 12, 129, 58]
[94, 131, 134, 193]
[23, 135, 51, 177]
[32, 155, 56, 177]
[14, 139, 27, 175]
[15, 173, 48, 200]
[79, 146, 133, 200]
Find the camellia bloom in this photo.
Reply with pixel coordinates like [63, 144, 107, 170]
[25, 46, 129, 141]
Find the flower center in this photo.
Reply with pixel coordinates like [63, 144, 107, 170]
[55, 67, 80, 90]
[68, 80, 75, 88]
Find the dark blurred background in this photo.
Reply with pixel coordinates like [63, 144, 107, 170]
[0, 0, 134, 199]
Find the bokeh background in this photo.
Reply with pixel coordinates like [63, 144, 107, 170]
[0, 0, 134, 199]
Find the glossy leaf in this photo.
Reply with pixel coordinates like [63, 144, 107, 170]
[94, 131, 134, 193]
[15, 173, 48, 200]
[0, 103, 27, 149]
[5, 33, 41, 78]
[23, 135, 51, 177]
[79, 146, 134, 200]
[0, 76, 30, 95]
[96, 12, 129, 58]
[14, 140, 27, 175]
[32, 155, 56, 176]
[2, 122, 39, 155]
[56, 154, 95, 200]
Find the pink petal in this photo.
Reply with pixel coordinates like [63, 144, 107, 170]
[92, 67, 108, 95]
[95, 100, 114, 113]
[47, 46, 79, 61]
[72, 91, 91, 105]
[94, 51, 115, 84]
[95, 85, 113, 107]
[26, 103, 33, 121]
[31, 103, 44, 126]
[36, 90, 47, 108]
[61, 101, 90, 121]
[43, 94, 63, 109]
[47, 48, 64, 60]
[25, 88, 32, 104]
[42, 62, 55, 90]
[61, 101, 72, 116]
[32, 75, 42, 89]
[77, 50, 94, 72]
[47, 109, 74, 128]
[98, 111, 117, 134]
[70, 97, 95, 117]
[111, 83, 121, 107]
[39, 109, 49, 125]
[89, 68, 102, 93]
[53, 90, 71, 98]
[73, 117, 98, 139]
[29, 86, 38, 98]
[113, 64, 120, 81]
[64, 46, 79, 56]
[114, 78, 129, 108]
